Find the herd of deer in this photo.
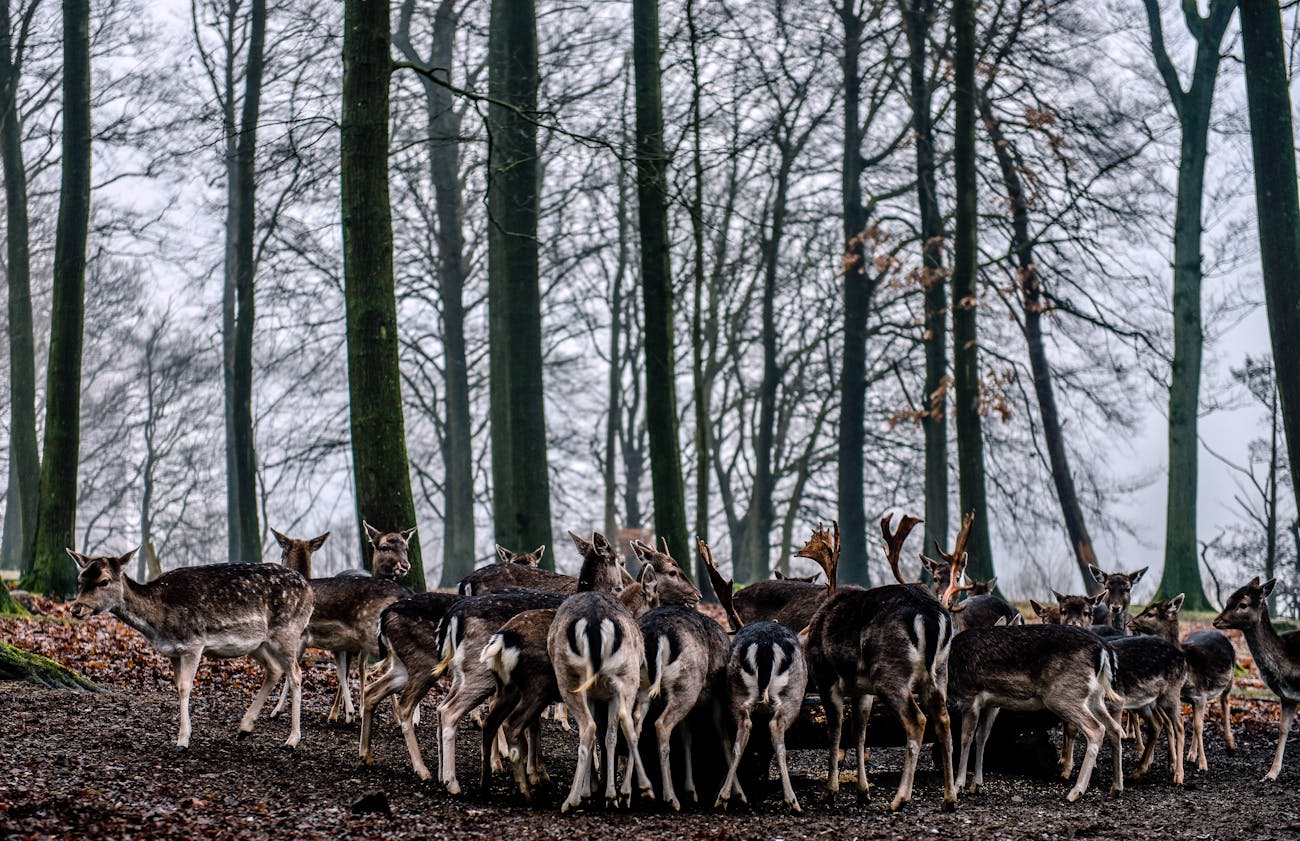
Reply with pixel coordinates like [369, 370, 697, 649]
[63, 511, 1300, 813]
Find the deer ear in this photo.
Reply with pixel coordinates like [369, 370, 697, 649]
[592, 532, 612, 551]
[774, 570, 787, 580]
[1087, 565, 1107, 585]
[1051, 589, 1066, 603]
[271, 528, 291, 549]
[809, 571, 822, 584]
[532, 545, 546, 564]
[496, 544, 512, 564]
[984, 577, 997, 590]
[66, 549, 91, 568]
[568, 531, 592, 555]
[1247, 576, 1261, 588]
[1012, 614, 1025, 626]
[362, 521, 382, 545]
[1261, 578, 1277, 598]
[1128, 566, 1148, 584]
[114, 547, 139, 569]
[1030, 599, 1047, 618]
[308, 532, 330, 552]
[639, 564, 657, 586]
[1168, 593, 1185, 613]
[400, 526, 417, 542]
[993, 615, 1009, 627]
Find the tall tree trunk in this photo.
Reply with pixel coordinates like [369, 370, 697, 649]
[0, 0, 39, 575]
[1240, 0, 1300, 508]
[25, 0, 91, 596]
[603, 165, 630, 541]
[837, 0, 870, 587]
[632, 0, 689, 561]
[901, 0, 948, 563]
[221, 2, 240, 564]
[341, 0, 425, 591]
[227, 0, 265, 563]
[949, 0, 994, 581]
[1144, 0, 1234, 610]
[395, 0, 475, 585]
[686, 0, 714, 599]
[138, 331, 156, 581]
[980, 95, 1100, 591]
[487, 0, 553, 563]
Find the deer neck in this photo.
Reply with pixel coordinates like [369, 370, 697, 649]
[1241, 606, 1289, 677]
[618, 584, 648, 617]
[112, 576, 164, 640]
[1157, 619, 1180, 645]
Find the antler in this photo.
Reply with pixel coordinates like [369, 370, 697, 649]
[795, 521, 840, 595]
[880, 513, 924, 585]
[697, 537, 743, 632]
[936, 511, 976, 610]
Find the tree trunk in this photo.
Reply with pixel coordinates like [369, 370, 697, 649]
[487, 0, 553, 563]
[632, 0, 689, 561]
[837, 0, 870, 587]
[949, 0, 995, 581]
[901, 0, 949, 563]
[0, 0, 39, 576]
[0, 642, 97, 689]
[980, 95, 1101, 592]
[341, 0, 425, 591]
[1144, 0, 1234, 610]
[25, 0, 91, 596]
[1240, 0, 1300, 512]
[227, 0, 266, 564]
[395, 0, 475, 585]
[603, 165, 630, 541]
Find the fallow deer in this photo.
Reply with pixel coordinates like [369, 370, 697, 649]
[805, 514, 962, 811]
[456, 545, 568, 595]
[1088, 565, 1149, 634]
[774, 570, 821, 584]
[271, 528, 330, 579]
[1129, 593, 1235, 769]
[702, 542, 808, 814]
[69, 550, 313, 750]
[1052, 589, 1110, 630]
[951, 594, 1022, 633]
[1213, 577, 1300, 780]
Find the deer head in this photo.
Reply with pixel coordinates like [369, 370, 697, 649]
[796, 521, 841, 595]
[496, 544, 546, 566]
[1214, 577, 1276, 631]
[68, 547, 139, 619]
[919, 511, 975, 609]
[1128, 593, 1185, 637]
[271, 529, 330, 578]
[571, 531, 625, 593]
[630, 540, 699, 604]
[1052, 589, 1106, 628]
[1029, 599, 1060, 624]
[363, 521, 415, 579]
[1087, 564, 1148, 619]
[697, 536, 743, 632]
[774, 570, 821, 584]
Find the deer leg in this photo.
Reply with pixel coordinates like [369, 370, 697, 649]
[1060, 722, 1077, 779]
[360, 656, 407, 764]
[560, 692, 598, 813]
[926, 688, 958, 812]
[822, 682, 845, 799]
[1061, 711, 1104, 802]
[437, 676, 495, 795]
[172, 652, 200, 751]
[1266, 700, 1296, 781]
[716, 709, 752, 808]
[1220, 686, 1236, 752]
[1187, 697, 1205, 768]
[771, 709, 800, 813]
[327, 651, 348, 723]
[680, 718, 697, 804]
[1164, 694, 1185, 784]
[239, 645, 284, 738]
[395, 688, 432, 781]
[285, 652, 304, 749]
[971, 705, 1000, 794]
[854, 694, 875, 801]
[1131, 706, 1160, 779]
[270, 638, 304, 719]
[481, 687, 518, 789]
[956, 703, 980, 790]
[655, 699, 691, 811]
[1088, 693, 1124, 796]
[618, 687, 654, 805]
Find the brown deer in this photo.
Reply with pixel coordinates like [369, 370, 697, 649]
[1088, 565, 1149, 633]
[271, 529, 330, 579]
[456, 545, 567, 595]
[805, 514, 963, 811]
[69, 549, 313, 750]
[1129, 593, 1236, 769]
[1213, 577, 1300, 780]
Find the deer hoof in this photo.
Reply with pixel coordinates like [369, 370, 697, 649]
[445, 779, 462, 796]
[174, 744, 189, 753]
[787, 798, 803, 814]
[665, 796, 681, 812]
[941, 797, 957, 813]
[1066, 789, 1083, 803]
[889, 796, 908, 812]
[237, 729, 251, 740]
[714, 796, 727, 810]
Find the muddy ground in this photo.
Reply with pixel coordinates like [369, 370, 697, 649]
[4, 610, 1300, 840]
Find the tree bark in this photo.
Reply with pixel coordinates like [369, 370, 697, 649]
[26, 0, 91, 596]
[980, 94, 1101, 592]
[0, 642, 97, 689]
[632, 0, 689, 562]
[0, 0, 39, 575]
[837, 0, 871, 587]
[487, 0, 554, 563]
[1144, 0, 1234, 610]
[950, 0, 995, 581]
[341, 0, 425, 591]
[603, 164, 630, 541]
[1240, 0, 1300, 513]
[394, 0, 475, 585]
[227, 0, 265, 564]
[901, 0, 949, 564]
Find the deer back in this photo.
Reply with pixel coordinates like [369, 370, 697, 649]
[458, 564, 578, 596]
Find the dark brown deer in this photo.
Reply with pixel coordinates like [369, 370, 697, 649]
[1130, 593, 1236, 769]
[271, 529, 330, 579]
[455, 546, 569, 595]
[1088, 564, 1149, 633]
[1214, 577, 1300, 780]
[774, 570, 821, 583]
[805, 514, 962, 811]
[69, 550, 313, 750]
[1052, 589, 1110, 630]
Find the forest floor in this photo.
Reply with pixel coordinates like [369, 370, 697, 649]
[4, 599, 1300, 840]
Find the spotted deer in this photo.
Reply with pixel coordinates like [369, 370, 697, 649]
[69, 550, 313, 750]
[1214, 577, 1300, 780]
[805, 514, 964, 811]
[1129, 593, 1235, 769]
[701, 542, 807, 814]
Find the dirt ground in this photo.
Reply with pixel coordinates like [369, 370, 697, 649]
[5, 610, 1300, 840]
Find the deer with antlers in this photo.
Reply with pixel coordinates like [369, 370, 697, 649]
[803, 513, 962, 811]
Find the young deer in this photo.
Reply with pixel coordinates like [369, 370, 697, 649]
[69, 550, 314, 750]
[271, 528, 330, 579]
[702, 541, 807, 814]
[358, 590, 464, 771]
[949, 622, 1124, 801]
[1214, 577, 1300, 781]
[805, 514, 961, 812]
[1052, 590, 1110, 630]
[1129, 593, 1236, 769]
[1088, 564, 1149, 633]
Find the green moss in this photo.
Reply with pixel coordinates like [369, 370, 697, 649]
[0, 641, 98, 691]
